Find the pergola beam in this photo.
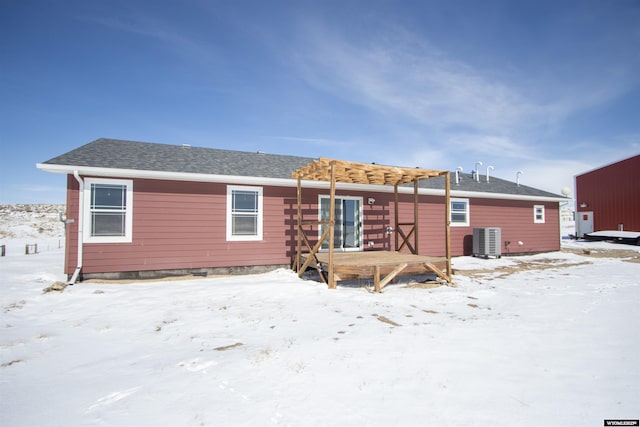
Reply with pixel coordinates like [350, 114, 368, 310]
[292, 158, 443, 186]
[292, 157, 452, 288]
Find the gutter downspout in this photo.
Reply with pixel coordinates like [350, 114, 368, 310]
[68, 170, 84, 284]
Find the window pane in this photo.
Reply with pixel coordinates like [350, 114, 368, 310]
[451, 201, 466, 211]
[92, 212, 126, 236]
[451, 213, 467, 223]
[450, 199, 469, 225]
[233, 215, 257, 235]
[320, 197, 348, 250]
[233, 191, 258, 212]
[92, 184, 126, 210]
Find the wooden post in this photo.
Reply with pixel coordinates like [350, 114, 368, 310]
[414, 179, 419, 254]
[394, 184, 399, 251]
[296, 177, 302, 274]
[0, 244, 5, 257]
[328, 161, 337, 289]
[444, 171, 452, 280]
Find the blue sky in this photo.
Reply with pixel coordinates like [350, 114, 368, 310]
[1, 0, 639, 204]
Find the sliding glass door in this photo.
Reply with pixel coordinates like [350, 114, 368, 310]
[319, 196, 363, 251]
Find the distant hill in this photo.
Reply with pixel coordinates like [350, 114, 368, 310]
[0, 204, 66, 239]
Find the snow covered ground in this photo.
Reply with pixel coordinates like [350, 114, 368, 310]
[1, 211, 639, 426]
[0, 204, 65, 257]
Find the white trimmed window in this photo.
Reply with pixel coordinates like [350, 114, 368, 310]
[534, 205, 545, 223]
[83, 178, 133, 243]
[450, 198, 470, 227]
[227, 185, 263, 241]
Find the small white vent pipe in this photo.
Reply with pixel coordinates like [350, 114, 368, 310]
[486, 166, 494, 183]
[516, 170, 524, 187]
[455, 166, 463, 185]
[474, 161, 483, 182]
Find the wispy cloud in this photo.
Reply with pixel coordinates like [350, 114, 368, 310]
[444, 134, 537, 161]
[497, 158, 593, 195]
[291, 21, 636, 154]
[294, 26, 533, 134]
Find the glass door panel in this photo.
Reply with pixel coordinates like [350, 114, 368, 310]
[319, 196, 362, 251]
[343, 199, 360, 249]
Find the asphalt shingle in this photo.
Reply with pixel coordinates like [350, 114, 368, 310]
[42, 138, 563, 198]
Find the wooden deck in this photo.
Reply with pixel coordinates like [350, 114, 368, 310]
[301, 251, 450, 292]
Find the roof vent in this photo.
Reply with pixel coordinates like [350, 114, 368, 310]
[455, 166, 463, 185]
[486, 165, 494, 183]
[474, 161, 483, 182]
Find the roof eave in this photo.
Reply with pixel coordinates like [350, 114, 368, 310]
[36, 163, 299, 187]
[36, 163, 566, 202]
[445, 189, 567, 203]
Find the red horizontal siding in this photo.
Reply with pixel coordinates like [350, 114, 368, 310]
[467, 199, 559, 255]
[576, 155, 640, 231]
[62, 176, 561, 276]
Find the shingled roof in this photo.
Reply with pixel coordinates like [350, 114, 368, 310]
[40, 138, 564, 199]
[42, 138, 315, 179]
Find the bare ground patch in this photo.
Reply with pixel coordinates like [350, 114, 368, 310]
[214, 342, 244, 351]
[456, 258, 593, 280]
[403, 280, 443, 289]
[561, 247, 640, 263]
[373, 314, 402, 327]
[82, 274, 230, 285]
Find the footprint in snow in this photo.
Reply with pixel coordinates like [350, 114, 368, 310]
[219, 380, 250, 401]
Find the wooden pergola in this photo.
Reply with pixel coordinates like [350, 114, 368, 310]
[292, 158, 452, 291]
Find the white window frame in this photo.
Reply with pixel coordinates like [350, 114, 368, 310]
[83, 178, 133, 244]
[226, 185, 263, 241]
[450, 198, 470, 227]
[534, 205, 545, 224]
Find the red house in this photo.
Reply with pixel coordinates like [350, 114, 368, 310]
[575, 154, 640, 242]
[37, 139, 566, 282]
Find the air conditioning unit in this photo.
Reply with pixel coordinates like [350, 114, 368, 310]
[473, 227, 502, 258]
